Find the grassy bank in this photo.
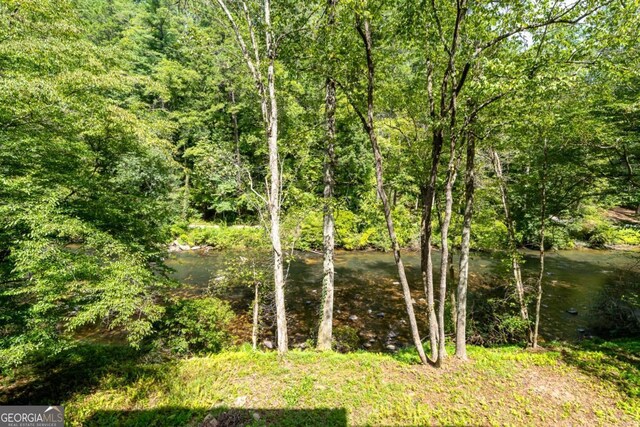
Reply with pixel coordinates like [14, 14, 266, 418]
[2, 340, 637, 426]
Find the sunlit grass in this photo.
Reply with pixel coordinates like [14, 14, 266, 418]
[13, 340, 628, 426]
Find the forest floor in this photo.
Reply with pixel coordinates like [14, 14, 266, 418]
[1, 340, 638, 426]
[606, 207, 640, 225]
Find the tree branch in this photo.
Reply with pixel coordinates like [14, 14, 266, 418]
[478, 0, 614, 53]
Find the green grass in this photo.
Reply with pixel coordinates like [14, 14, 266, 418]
[557, 339, 640, 417]
[2, 341, 637, 426]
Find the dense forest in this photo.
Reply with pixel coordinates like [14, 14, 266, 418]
[1, 0, 639, 424]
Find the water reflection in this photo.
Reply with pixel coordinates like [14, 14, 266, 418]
[167, 248, 638, 349]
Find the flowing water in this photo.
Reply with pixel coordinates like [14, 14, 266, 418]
[167, 248, 638, 350]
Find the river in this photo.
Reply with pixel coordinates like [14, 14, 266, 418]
[167, 248, 638, 351]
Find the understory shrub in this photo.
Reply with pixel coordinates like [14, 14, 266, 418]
[567, 206, 640, 247]
[610, 227, 640, 245]
[591, 269, 640, 338]
[333, 326, 360, 352]
[156, 297, 235, 355]
[467, 281, 531, 346]
[287, 206, 419, 251]
[472, 219, 509, 250]
[177, 225, 266, 249]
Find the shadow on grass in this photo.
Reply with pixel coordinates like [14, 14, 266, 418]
[0, 343, 159, 405]
[84, 407, 348, 427]
[559, 339, 640, 400]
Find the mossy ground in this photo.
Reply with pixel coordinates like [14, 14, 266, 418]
[1, 340, 637, 426]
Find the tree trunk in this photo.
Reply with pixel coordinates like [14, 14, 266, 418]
[449, 246, 456, 336]
[432, 0, 466, 365]
[230, 90, 242, 195]
[252, 282, 260, 350]
[450, 287, 457, 336]
[533, 139, 548, 348]
[455, 130, 476, 360]
[437, 160, 457, 366]
[356, 16, 428, 365]
[264, 0, 288, 354]
[182, 170, 190, 220]
[216, 0, 288, 353]
[421, 62, 441, 363]
[422, 214, 439, 362]
[490, 148, 532, 344]
[317, 0, 337, 351]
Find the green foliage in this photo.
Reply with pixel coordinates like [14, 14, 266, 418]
[468, 284, 531, 346]
[287, 209, 323, 252]
[156, 297, 234, 355]
[177, 225, 266, 249]
[612, 228, 640, 246]
[591, 270, 640, 339]
[566, 206, 640, 247]
[288, 202, 419, 251]
[544, 225, 575, 250]
[560, 339, 640, 408]
[472, 219, 509, 250]
[0, 0, 179, 368]
[332, 326, 360, 352]
[2, 0, 640, 380]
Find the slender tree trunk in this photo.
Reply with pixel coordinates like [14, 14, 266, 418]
[252, 282, 260, 350]
[182, 170, 190, 220]
[356, 15, 428, 365]
[216, 0, 288, 353]
[437, 158, 457, 366]
[533, 140, 548, 348]
[455, 130, 476, 360]
[317, 0, 337, 351]
[490, 148, 532, 344]
[449, 244, 456, 336]
[448, 250, 455, 284]
[449, 287, 457, 335]
[264, 0, 288, 354]
[230, 90, 242, 195]
[421, 62, 441, 362]
[431, 0, 467, 366]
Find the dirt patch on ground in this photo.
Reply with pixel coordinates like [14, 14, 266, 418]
[376, 356, 635, 426]
[606, 207, 640, 225]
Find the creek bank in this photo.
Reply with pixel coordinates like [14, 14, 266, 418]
[168, 239, 212, 253]
[169, 223, 640, 254]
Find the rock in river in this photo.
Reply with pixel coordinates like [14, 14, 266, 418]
[566, 308, 578, 315]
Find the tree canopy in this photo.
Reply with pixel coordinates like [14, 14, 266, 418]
[1, 0, 639, 366]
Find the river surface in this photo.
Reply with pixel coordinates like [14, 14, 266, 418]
[167, 248, 638, 350]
